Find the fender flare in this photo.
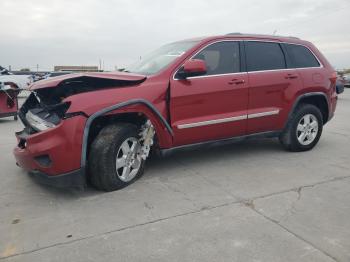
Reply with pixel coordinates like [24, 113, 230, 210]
[80, 99, 173, 167]
[286, 92, 329, 128]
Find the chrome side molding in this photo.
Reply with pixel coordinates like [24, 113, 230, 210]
[177, 115, 246, 129]
[247, 110, 280, 119]
[177, 110, 280, 129]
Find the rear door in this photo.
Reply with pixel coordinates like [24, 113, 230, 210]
[244, 41, 303, 134]
[283, 43, 324, 92]
[170, 41, 249, 146]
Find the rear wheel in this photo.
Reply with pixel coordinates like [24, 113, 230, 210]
[280, 104, 323, 152]
[88, 123, 145, 191]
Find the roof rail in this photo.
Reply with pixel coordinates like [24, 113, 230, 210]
[225, 32, 300, 39]
[226, 32, 242, 35]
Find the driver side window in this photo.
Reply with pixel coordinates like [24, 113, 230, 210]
[193, 41, 240, 76]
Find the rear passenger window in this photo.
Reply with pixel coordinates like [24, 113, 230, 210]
[284, 44, 320, 68]
[193, 41, 240, 75]
[246, 42, 286, 71]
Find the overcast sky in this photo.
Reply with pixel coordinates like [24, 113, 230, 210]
[1, 0, 349, 71]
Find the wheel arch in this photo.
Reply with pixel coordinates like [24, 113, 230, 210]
[288, 92, 329, 126]
[81, 99, 173, 167]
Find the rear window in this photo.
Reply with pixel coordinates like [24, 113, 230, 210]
[284, 44, 320, 68]
[246, 42, 286, 72]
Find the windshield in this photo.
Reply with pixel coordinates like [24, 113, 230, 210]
[126, 41, 199, 75]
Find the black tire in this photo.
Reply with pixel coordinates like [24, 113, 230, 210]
[88, 123, 145, 191]
[14, 115, 18, 121]
[279, 104, 323, 152]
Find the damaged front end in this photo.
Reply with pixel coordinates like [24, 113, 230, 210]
[19, 73, 147, 133]
[19, 92, 71, 133]
[13, 72, 148, 188]
[13, 86, 88, 186]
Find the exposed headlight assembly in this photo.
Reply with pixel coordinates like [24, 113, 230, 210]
[23, 100, 71, 132]
[25, 111, 57, 131]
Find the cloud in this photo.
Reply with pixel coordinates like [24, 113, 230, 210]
[0, 0, 349, 70]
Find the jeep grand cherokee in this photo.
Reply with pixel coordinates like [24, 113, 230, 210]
[14, 33, 338, 191]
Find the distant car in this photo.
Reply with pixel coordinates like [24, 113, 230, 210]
[336, 77, 345, 94]
[343, 74, 350, 88]
[0, 66, 32, 90]
[32, 74, 45, 82]
[44, 72, 72, 79]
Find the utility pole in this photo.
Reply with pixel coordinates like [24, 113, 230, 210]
[99, 59, 102, 71]
[36, 64, 39, 72]
[9, 65, 11, 71]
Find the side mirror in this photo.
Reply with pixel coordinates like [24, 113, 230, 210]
[176, 59, 207, 79]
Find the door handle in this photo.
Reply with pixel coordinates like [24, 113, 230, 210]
[285, 74, 298, 79]
[228, 79, 245, 85]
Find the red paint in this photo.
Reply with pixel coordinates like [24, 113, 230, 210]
[183, 59, 207, 73]
[247, 69, 303, 133]
[14, 117, 85, 175]
[14, 34, 337, 177]
[170, 72, 249, 145]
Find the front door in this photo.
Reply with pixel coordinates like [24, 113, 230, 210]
[170, 41, 249, 146]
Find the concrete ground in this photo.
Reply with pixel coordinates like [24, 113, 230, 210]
[1, 91, 349, 262]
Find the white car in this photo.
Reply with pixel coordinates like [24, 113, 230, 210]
[0, 66, 33, 90]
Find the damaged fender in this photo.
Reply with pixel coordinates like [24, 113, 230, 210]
[80, 99, 174, 167]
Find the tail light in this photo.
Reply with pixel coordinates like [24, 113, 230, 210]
[330, 72, 337, 85]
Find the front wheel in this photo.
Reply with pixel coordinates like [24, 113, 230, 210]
[88, 123, 145, 191]
[280, 104, 323, 152]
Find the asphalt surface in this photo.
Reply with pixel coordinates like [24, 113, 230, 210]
[1, 91, 349, 261]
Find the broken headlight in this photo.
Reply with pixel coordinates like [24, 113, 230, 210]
[26, 111, 57, 131]
[25, 102, 71, 132]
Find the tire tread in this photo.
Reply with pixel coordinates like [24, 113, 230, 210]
[280, 103, 323, 152]
[88, 123, 144, 191]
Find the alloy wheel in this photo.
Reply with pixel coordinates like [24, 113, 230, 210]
[296, 114, 319, 146]
[115, 137, 142, 182]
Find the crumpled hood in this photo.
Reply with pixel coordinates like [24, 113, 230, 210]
[30, 71, 147, 90]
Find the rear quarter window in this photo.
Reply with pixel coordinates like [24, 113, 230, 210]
[245, 41, 286, 72]
[284, 44, 320, 68]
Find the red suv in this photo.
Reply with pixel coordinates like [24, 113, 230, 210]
[13, 33, 338, 191]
